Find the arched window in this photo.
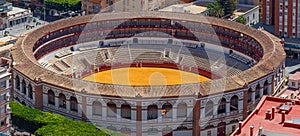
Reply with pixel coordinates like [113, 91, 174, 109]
[177, 102, 187, 118]
[22, 79, 26, 95]
[121, 103, 131, 119]
[162, 102, 172, 118]
[218, 98, 226, 114]
[230, 95, 239, 111]
[92, 101, 102, 116]
[247, 88, 252, 103]
[147, 104, 158, 120]
[28, 84, 33, 99]
[15, 75, 20, 90]
[107, 102, 117, 117]
[255, 85, 260, 99]
[48, 90, 55, 105]
[263, 81, 268, 95]
[59, 93, 66, 108]
[205, 100, 213, 117]
[70, 96, 78, 112]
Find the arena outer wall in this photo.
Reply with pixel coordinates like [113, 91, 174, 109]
[11, 12, 286, 136]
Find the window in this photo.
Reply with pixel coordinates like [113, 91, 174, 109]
[70, 96, 78, 112]
[218, 98, 226, 114]
[147, 104, 158, 120]
[22, 80, 26, 95]
[205, 100, 213, 117]
[162, 103, 172, 118]
[59, 93, 66, 108]
[92, 101, 102, 116]
[48, 90, 55, 105]
[248, 88, 252, 103]
[28, 84, 33, 99]
[177, 103, 187, 118]
[0, 94, 6, 101]
[230, 95, 238, 111]
[121, 103, 131, 119]
[0, 81, 6, 88]
[292, 82, 295, 86]
[255, 85, 260, 99]
[207, 130, 212, 136]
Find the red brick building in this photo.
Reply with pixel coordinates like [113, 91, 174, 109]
[262, 0, 300, 38]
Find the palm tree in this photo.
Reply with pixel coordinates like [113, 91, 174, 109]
[207, 2, 225, 18]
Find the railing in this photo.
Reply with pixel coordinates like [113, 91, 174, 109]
[201, 110, 243, 122]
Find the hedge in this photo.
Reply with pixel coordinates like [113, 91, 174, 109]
[10, 101, 125, 136]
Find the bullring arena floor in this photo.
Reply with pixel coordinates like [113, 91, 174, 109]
[83, 67, 211, 86]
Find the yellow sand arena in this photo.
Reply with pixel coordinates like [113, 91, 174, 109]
[83, 67, 211, 86]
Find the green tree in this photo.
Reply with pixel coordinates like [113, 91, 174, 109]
[207, 2, 225, 18]
[45, 0, 81, 11]
[217, 0, 238, 15]
[235, 15, 247, 25]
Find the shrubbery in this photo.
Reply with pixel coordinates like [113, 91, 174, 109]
[10, 101, 124, 136]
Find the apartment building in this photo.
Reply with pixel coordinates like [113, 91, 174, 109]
[262, 0, 300, 38]
[0, 67, 11, 134]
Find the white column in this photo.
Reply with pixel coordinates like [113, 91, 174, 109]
[55, 97, 59, 107]
[238, 100, 243, 111]
[172, 107, 177, 121]
[200, 108, 205, 119]
[158, 106, 162, 123]
[187, 107, 193, 120]
[86, 105, 92, 118]
[117, 108, 121, 121]
[13, 77, 16, 90]
[43, 94, 48, 106]
[6, 79, 9, 88]
[213, 104, 218, 116]
[267, 84, 272, 95]
[226, 103, 230, 114]
[102, 106, 107, 119]
[142, 109, 147, 121]
[259, 87, 263, 98]
[78, 103, 82, 116]
[66, 100, 70, 111]
[26, 86, 29, 97]
[131, 109, 136, 121]
[251, 92, 255, 104]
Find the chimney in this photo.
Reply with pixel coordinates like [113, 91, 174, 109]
[281, 111, 286, 123]
[250, 126, 254, 136]
[265, 109, 271, 119]
[271, 107, 275, 119]
[258, 127, 263, 136]
[258, 127, 262, 136]
[238, 121, 242, 134]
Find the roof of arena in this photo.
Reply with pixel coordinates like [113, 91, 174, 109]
[11, 12, 286, 98]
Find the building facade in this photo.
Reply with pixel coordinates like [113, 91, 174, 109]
[0, 67, 11, 134]
[289, 72, 300, 89]
[262, 0, 300, 38]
